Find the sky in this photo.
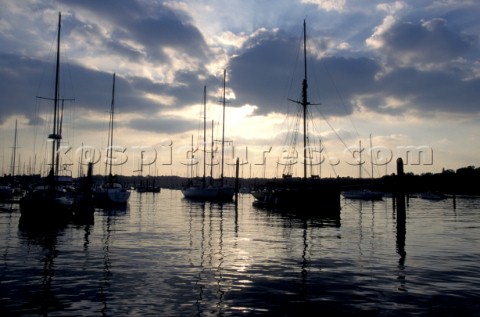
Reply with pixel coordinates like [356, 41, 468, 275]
[0, 0, 479, 180]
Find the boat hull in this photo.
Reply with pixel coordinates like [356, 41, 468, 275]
[19, 188, 74, 223]
[182, 186, 219, 200]
[94, 184, 131, 206]
[342, 190, 384, 200]
[182, 185, 235, 201]
[252, 182, 341, 215]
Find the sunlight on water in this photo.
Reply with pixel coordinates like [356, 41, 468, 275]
[1, 191, 479, 316]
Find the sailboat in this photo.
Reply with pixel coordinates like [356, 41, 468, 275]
[342, 136, 384, 200]
[216, 69, 236, 201]
[135, 153, 161, 193]
[1, 120, 18, 202]
[251, 20, 341, 214]
[19, 12, 75, 221]
[182, 71, 235, 201]
[181, 86, 220, 200]
[93, 73, 131, 206]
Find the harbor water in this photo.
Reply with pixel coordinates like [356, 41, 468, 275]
[1, 189, 479, 316]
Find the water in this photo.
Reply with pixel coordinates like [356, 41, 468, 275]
[1, 190, 479, 316]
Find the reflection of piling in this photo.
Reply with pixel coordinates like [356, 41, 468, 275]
[73, 162, 95, 224]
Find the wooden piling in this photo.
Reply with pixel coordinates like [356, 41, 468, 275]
[395, 158, 406, 263]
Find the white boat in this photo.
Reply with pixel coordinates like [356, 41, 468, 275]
[182, 184, 219, 200]
[94, 73, 131, 206]
[342, 189, 384, 200]
[420, 191, 447, 201]
[95, 182, 131, 204]
[182, 76, 235, 202]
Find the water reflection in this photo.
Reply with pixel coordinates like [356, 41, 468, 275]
[185, 200, 231, 316]
[212, 196, 343, 314]
[395, 194, 407, 292]
[97, 204, 128, 315]
[17, 220, 65, 314]
[2, 190, 478, 316]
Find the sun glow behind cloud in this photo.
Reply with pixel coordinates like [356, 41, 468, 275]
[0, 0, 479, 178]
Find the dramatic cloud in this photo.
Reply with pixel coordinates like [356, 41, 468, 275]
[0, 0, 479, 176]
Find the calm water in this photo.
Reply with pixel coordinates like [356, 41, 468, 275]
[1, 190, 479, 316]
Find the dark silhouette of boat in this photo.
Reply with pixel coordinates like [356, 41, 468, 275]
[251, 20, 341, 215]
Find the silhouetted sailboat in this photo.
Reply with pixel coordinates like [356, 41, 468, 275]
[182, 86, 220, 200]
[20, 12, 75, 222]
[342, 136, 384, 200]
[216, 70, 236, 201]
[251, 20, 341, 214]
[93, 73, 131, 206]
[182, 71, 235, 201]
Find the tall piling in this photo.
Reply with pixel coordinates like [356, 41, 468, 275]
[395, 158, 406, 264]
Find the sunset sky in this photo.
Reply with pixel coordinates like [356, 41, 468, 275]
[0, 0, 479, 179]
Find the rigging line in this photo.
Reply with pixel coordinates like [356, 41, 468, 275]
[279, 25, 306, 149]
[63, 50, 77, 148]
[319, 143, 339, 178]
[314, 104, 353, 156]
[320, 59, 361, 140]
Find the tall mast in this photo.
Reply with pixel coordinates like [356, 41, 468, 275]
[210, 120, 214, 183]
[370, 134, 374, 186]
[49, 12, 62, 178]
[288, 20, 311, 180]
[108, 73, 116, 182]
[359, 140, 362, 179]
[221, 69, 226, 186]
[302, 19, 308, 181]
[203, 85, 207, 186]
[10, 119, 18, 177]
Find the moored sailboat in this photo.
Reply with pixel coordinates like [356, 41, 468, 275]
[182, 72, 235, 202]
[251, 20, 341, 214]
[342, 137, 384, 201]
[93, 73, 131, 206]
[19, 12, 75, 223]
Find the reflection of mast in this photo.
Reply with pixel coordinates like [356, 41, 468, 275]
[191, 202, 206, 314]
[18, 224, 61, 314]
[300, 220, 308, 301]
[215, 205, 225, 313]
[100, 214, 113, 315]
[395, 157, 407, 291]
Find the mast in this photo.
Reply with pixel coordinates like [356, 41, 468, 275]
[221, 69, 226, 186]
[210, 120, 214, 183]
[48, 12, 62, 179]
[359, 140, 362, 179]
[10, 119, 18, 177]
[107, 73, 116, 184]
[203, 85, 207, 187]
[370, 133, 374, 186]
[302, 19, 308, 180]
[288, 20, 314, 181]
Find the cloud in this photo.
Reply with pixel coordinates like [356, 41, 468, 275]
[301, 0, 346, 12]
[368, 17, 478, 70]
[228, 29, 381, 117]
[61, 0, 213, 74]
